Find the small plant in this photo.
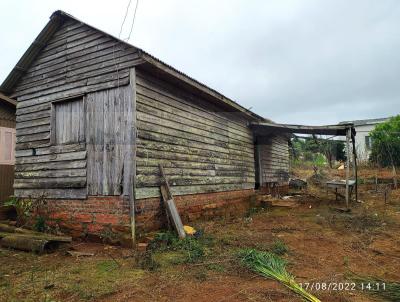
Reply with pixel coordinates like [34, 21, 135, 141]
[270, 239, 289, 255]
[239, 249, 321, 302]
[33, 216, 46, 232]
[4, 195, 48, 227]
[149, 231, 210, 264]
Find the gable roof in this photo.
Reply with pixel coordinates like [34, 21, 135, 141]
[0, 10, 264, 121]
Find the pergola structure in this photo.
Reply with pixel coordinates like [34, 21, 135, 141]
[251, 121, 357, 208]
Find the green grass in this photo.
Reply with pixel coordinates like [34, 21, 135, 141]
[270, 240, 289, 256]
[148, 231, 213, 265]
[239, 249, 321, 302]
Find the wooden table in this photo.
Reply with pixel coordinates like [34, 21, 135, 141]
[326, 180, 356, 201]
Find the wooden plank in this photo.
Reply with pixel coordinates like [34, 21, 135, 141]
[159, 165, 186, 239]
[136, 183, 254, 199]
[138, 121, 253, 154]
[16, 125, 50, 137]
[16, 160, 86, 173]
[136, 148, 254, 168]
[136, 76, 251, 135]
[16, 110, 51, 122]
[14, 177, 86, 189]
[138, 139, 254, 163]
[136, 99, 253, 144]
[14, 188, 87, 199]
[15, 169, 86, 179]
[136, 174, 255, 187]
[16, 117, 50, 130]
[16, 151, 87, 165]
[137, 130, 253, 157]
[16, 78, 130, 110]
[15, 140, 50, 150]
[17, 132, 50, 143]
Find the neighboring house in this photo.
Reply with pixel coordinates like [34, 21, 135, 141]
[0, 93, 16, 202]
[340, 117, 390, 162]
[0, 11, 290, 242]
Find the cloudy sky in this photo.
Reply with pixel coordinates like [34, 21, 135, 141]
[0, 0, 398, 124]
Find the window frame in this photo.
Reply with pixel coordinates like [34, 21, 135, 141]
[50, 95, 85, 146]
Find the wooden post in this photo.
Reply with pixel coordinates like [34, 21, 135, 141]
[351, 128, 358, 202]
[128, 68, 137, 247]
[345, 128, 351, 208]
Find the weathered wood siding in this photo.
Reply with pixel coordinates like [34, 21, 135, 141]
[12, 18, 141, 199]
[86, 85, 134, 196]
[258, 135, 289, 184]
[0, 103, 15, 128]
[135, 70, 255, 199]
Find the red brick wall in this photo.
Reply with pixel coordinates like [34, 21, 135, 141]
[38, 189, 256, 245]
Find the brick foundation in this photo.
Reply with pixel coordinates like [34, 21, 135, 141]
[37, 189, 257, 246]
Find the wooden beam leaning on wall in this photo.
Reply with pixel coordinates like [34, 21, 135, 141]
[159, 164, 186, 239]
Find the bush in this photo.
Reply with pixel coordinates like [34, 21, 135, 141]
[370, 115, 400, 167]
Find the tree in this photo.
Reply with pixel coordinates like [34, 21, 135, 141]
[369, 115, 400, 167]
[290, 136, 345, 167]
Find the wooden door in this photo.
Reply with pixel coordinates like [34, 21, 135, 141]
[86, 85, 135, 196]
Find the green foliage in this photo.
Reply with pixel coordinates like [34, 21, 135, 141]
[370, 115, 400, 167]
[270, 240, 289, 255]
[291, 136, 345, 168]
[239, 249, 321, 302]
[33, 216, 46, 232]
[149, 231, 211, 264]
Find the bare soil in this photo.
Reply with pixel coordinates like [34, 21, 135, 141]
[1, 169, 399, 302]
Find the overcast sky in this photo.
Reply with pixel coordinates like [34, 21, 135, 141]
[0, 0, 398, 124]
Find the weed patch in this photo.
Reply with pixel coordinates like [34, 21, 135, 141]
[148, 231, 213, 265]
[270, 239, 289, 255]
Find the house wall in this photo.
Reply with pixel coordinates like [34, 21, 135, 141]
[12, 18, 141, 199]
[257, 134, 290, 185]
[135, 70, 256, 200]
[354, 124, 377, 162]
[9, 15, 292, 239]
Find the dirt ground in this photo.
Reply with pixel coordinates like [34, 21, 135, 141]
[1, 169, 400, 302]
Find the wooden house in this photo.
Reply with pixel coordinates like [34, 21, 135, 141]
[0, 93, 16, 202]
[0, 11, 289, 242]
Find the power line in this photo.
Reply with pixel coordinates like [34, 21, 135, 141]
[125, 0, 140, 42]
[119, 0, 133, 38]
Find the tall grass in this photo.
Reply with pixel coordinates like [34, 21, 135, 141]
[239, 249, 320, 302]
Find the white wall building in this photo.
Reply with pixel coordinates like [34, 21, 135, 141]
[340, 117, 390, 162]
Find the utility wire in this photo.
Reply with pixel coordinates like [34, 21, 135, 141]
[119, 0, 133, 38]
[125, 0, 140, 42]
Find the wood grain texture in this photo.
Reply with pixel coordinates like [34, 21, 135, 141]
[135, 70, 256, 199]
[86, 85, 133, 196]
[13, 18, 142, 200]
[258, 135, 290, 184]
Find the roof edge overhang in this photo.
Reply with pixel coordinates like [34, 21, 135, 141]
[0, 93, 17, 107]
[251, 121, 354, 136]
